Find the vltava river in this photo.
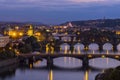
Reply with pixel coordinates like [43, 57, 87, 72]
[0, 43, 120, 80]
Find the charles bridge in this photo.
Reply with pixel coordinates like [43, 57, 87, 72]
[18, 53, 120, 68]
[40, 34, 120, 52]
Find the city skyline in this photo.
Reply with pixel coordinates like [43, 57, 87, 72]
[0, 0, 120, 24]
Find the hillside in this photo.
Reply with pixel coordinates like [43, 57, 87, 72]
[62, 19, 120, 28]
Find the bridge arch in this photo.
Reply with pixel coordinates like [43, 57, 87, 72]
[52, 56, 83, 61]
[103, 43, 113, 51]
[88, 43, 99, 51]
[117, 43, 120, 52]
[60, 43, 70, 51]
[74, 43, 85, 52]
[88, 56, 120, 61]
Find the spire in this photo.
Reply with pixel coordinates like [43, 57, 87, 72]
[68, 22, 73, 27]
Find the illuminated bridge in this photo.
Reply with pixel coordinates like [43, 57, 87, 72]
[18, 53, 120, 68]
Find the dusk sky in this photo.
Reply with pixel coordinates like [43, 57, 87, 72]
[0, 0, 120, 24]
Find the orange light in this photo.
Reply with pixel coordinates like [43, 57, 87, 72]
[35, 32, 41, 36]
[49, 70, 53, 80]
[12, 32, 17, 37]
[77, 32, 80, 35]
[9, 47, 12, 50]
[102, 55, 105, 58]
[19, 32, 23, 36]
[29, 64, 33, 69]
[84, 71, 89, 80]
[115, 56, 119, 58]
[88, 55, 92, 58]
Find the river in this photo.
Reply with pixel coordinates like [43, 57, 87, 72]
[0, 43, 120, 80]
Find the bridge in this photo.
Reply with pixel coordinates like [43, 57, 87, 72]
[41, 33, 120, 52]
[18, 53, 120, 68]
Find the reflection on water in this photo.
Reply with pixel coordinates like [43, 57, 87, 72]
[0, 64, 17, 80]
[1, 44, 120, 80]
[0, 53, 120, 80]
[29, 64, 33, 69]
[1, 43, 120, 80]
[48, 70, 53, 80]
[84, 70, 89, 80]
[106, 50, 109, 65]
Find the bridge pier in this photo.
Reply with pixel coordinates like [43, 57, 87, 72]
[99, 44, 103, 52]
[55, 46, 60, 52]
[113, 44, 117, 52]
[82, 57, 89, 68]
[84, 45, 89, 51]
[59, 36, 62, 41]
[70, 45, 74, 53]
[47, 57, 53, 68]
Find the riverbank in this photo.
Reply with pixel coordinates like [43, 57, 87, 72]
[95, 66, 120, 80]
[0, 58, 19, 68]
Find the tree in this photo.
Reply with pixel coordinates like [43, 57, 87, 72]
[95, 67, 120, 80]
[19, 44, 32, 53]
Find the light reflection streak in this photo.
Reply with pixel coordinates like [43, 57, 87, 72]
[92, 50, 95, 65]
[64, 45, 68, 64]
[29, 64, 33, 69]
[78, 46, 81, 54]
[64, 45, 68, 54]
[106, 50, 109, 65]
[46, 44, 49, 54]
[48, 70, 53, 80]
[84, 70, 89, 80]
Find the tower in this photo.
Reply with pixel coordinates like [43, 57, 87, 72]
[67, 22, 73, 27]
[27, 25, 33, 36]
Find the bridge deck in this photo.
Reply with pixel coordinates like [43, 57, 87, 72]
[18, 53, 120, 60]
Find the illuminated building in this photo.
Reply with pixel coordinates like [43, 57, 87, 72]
[27, 25, 33, 36]
[0, 36, 9, 47]
[116, 31, 120, 35]
[15, 26, 19, 30]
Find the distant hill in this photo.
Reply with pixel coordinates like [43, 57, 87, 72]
[61, 19, 120, 28]
[0, 22, 47, 27]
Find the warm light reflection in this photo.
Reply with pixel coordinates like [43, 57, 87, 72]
[46, 44, 49, 54]
[92, 50, 94, 65]
[78, 46, 81, 54]
[64, 45, 67, 64]
[115, 56, 119, 58]
[88, 54, 92, 58]
[48, 70, 53, 80]
[73, 49, 75, 54]
[29, 64, 33, 69]
[51, 47, 54, 54]
[84, 70, 89, 80]
[64, 46, 68, 54]
[102, 55, 105, 58]
[106, 50, 109, 65]
[85, 46, 89, 50]
[106, 50, 109, 54]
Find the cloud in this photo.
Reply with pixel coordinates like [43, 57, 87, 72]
[0, 0, 120, 9]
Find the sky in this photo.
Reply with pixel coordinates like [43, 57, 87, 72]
[0, 0, 120, 24]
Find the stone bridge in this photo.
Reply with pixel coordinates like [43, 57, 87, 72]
[18, 53, 120, 68]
